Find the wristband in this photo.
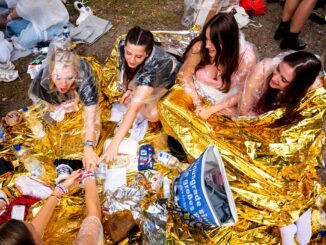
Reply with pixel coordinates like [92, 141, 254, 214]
[56, 184, 68, 194]
[82, 171, 95, 184]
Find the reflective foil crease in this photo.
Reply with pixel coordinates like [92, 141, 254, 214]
[159, 83, 326, 243]
[104, 186, 167, 245]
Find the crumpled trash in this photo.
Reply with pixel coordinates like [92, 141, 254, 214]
[104, 186, 168, 245]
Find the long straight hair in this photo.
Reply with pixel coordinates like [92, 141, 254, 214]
[0, 219, 36, 245]
[123, 26, 154, 85]
[183, 13, 239, 93]
[254, 51, 321, 116]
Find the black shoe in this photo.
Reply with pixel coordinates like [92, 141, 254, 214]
[167, 136, 187, 162]
[274, 21, 290, 40]
[280, 32, 306, 50]
[309, 13, 326, 25]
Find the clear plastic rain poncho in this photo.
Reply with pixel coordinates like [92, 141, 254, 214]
[28, 36, 100, 139]
[15, 0, 68, 31]
[116, 37, 181, 108]
[180, 32, 257, 116]
[238, 52, 324, 117]
[182, 0, 239, 27]
[73, 216, 104, 245]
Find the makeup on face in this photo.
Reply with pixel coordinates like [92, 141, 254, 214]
[124, 42, 148, 69]
[51, 66, 77, 94]
[269, 62, 295, 91]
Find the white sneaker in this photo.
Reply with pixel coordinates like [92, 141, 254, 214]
[0, 69, 19, 82]
[74, 1, 93, 25]
[0, 62, 15, 71]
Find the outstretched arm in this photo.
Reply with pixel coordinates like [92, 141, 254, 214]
[83, 104, 100, 171]
[83, 173, 101, 219]
[99, 86, 154, 163]
[31, 170, 82, 236]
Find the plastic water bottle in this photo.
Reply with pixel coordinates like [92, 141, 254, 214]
[63, 26, 70, 39]
[22, 106, 46, 139]
[14, 145, 43, 177]
[163, 176, 171, 198]
[156, 151, 179, 168]
[95, 162, 107, 180]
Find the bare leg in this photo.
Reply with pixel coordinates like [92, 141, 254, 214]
[282, 0, 301, 22]
[290, 0, 318, 33]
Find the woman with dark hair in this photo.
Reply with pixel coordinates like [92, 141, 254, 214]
[98, 26, 181, 164]
[180, 13, 257, 119]
[238, 51, 322, 245]
[238, 51, 322, 117]
[0, 170, 82, 245]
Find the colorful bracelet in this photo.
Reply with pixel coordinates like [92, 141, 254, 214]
[56, 184, 68, 194]
[82, 171, 95, 185]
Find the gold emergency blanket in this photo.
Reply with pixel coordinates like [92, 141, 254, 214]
[0, 56, 113, 244]
[1, 30, 325, 244]
[159, 84, 326, 243]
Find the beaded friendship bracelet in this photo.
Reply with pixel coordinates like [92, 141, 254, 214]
[82, 171, 95, 185]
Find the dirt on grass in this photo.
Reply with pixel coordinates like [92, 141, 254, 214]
[0, 0, 325, 117]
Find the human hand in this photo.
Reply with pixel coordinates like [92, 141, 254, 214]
[99, 140, 119, 163]
[120, 90, 132, 105]
[83, 147, 99, 172]
[195, 106, 213, 120]
[60, 169, 83, 189]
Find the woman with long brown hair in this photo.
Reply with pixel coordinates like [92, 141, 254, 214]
[180, 13, 257, 119]
[238, 51, 322, 118]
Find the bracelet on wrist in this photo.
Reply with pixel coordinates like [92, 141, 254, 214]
[56, 184, 68, 194]
[82, 171, 95, 184]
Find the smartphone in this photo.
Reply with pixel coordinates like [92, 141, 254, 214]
[11, 205, 26, 221]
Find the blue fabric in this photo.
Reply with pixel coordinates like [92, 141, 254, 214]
[5, 18, 29, 38]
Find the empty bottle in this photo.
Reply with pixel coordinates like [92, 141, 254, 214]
[156, 151, 180, 168]
[63, 26, 70, 39]
[14, 145, 43, 178]
[22, 106, 46, 139]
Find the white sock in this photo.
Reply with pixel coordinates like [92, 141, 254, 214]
[295, 209, 312, 245]
[280, 223, 297, 245]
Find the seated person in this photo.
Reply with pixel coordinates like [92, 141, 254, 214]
[238, 51, 321, 245]
[238, 51, 322, 118]
[28, 36, 100, 171]
[4, 0, 68, 49]
[97, 26, 181, 166]
[0, 170, 82, 244]
[180, 13, 257, 119]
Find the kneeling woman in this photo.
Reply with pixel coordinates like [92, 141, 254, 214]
[28, 37, 100, 168]
[99, 26, 181, 164]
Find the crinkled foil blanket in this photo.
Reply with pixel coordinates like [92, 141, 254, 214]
[1, 30, 326, 244]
